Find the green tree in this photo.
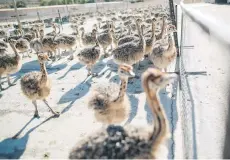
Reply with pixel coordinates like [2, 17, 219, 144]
[85, 0, 94, 3]
[10, 0, 27, 8]
[40, 0, 49, 6]
[48, 0, 62, 5]
[78, 0, 85, 4]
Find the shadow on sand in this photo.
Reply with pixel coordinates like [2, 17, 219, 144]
[0, 116, 56, 159]
[58, 77, 93, 114]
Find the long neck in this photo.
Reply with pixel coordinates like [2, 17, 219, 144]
[151, 22, 155, 42]
[39, 62, 48, 84]
[114, 77, 128, 102]
[9, 43, 20, 57]
[137, 24, 144, 45]
[157, 18, 166, 40]
[81, 30, 85, 38]
[167, 34, 175, 52]
[143, 77, 169, 158]
[128, 25, 131, 35]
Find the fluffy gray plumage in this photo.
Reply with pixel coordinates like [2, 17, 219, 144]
[20, 71, 51, 100]
[0, 40, 8, 48]
[69, 125, 153, 159]
[88, 81, 119, 110]
[54, 34, 77, 47]
[112, 39, 145, 65]
[118, 36, 139, 46]
[81, 32, 96, 46]
[97, 32, 112, 46]
[42, 36, 57, 50]
[15, 38, 30, 52]
[0, 54, 20, 69]
[77, 46, 100, 65]
[30, 38, 43, 53]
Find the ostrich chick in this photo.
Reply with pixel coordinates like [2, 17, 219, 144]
[69, 68, 177, 159]
[20, 54, 59, 118]
[0, 41, 22, 91]
[88, 64, 135, 125]
[77, 44, 100, 76]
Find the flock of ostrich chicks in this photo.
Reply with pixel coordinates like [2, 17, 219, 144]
[0, 4, 178, 159]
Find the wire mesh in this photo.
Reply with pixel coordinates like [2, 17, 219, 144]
[178, 11, 197, 159]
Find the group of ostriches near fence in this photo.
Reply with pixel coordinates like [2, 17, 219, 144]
[0, 4, 178, 159]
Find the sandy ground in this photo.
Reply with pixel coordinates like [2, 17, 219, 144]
[1, 1, 229, 159]
[0, 8, 179, 159]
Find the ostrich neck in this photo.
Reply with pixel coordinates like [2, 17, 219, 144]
[81, 30, 85, 39]
[151, 23, 156, 42]
[142, 76, 168, 156]
[143, 80, 168, 157]
[10, 43, 20, 57]
[114, 77, 128, 102]
[167, 34, 175, 52]
[157, 19, 166, 40]
[39, 62, 48, 84]
[138, 26, 144, 46]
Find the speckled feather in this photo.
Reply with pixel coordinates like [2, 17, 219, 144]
[69, 125, 154, 159]
[20, 71, 51, 99]
[78, 46, 100, 65]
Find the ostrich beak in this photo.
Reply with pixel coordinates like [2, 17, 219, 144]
[128, 70, 135, 77]
[164, 73, 177, 82]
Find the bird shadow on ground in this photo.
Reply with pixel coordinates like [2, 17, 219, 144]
[19, 60, 68, 75]
[126, 94, 139, 124]
[58, 62, 84, 79]
[58, 77, 93, 114]
[0, 116, 56, 159]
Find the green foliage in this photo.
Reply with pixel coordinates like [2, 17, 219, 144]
[10, 0, 27, 8]
[16, 0, 27, 8]
[78, 0, 86, 4]
[85, 0, 95, 3]
[40, 0, 49, 6]
[104, 0, 110, 2]
[48, 0, 62, 5]
[39, 0, 96, 6]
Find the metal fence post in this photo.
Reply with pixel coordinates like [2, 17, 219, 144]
[169, 0, 179, 57]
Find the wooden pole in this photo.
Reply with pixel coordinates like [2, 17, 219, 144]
[13, 0, 22, 31]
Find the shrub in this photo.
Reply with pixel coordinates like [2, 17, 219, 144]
[16, 0, 27, 8]
[40, 0, 49, 6]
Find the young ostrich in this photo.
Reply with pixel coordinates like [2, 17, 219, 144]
[20, 54, 59, 118]
[112, 21, 146, 67]
[69, 68, 176, 159]
[0, 41, 22, 91]
[88, 64, 135, 125]
[77, 43, 100, 76]
[54, 33, 77, 60]
[149, 25, 177, 72]
[144, 19, 156, 56]
[96, 26, 113, 58]
[80, 28, 97, 47]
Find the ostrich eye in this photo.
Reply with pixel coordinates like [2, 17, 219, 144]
[120, 70, 124, 73]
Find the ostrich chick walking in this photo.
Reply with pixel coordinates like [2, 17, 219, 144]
[20, 54, 59, 118]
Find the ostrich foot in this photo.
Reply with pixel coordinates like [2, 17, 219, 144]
[34, 111, 40, 118]
[52, 111, 60, 117]
[92, 73, 98, 77]
[68, 55, 74, 60]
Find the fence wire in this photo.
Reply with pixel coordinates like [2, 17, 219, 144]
[179, 11, 197, 159]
